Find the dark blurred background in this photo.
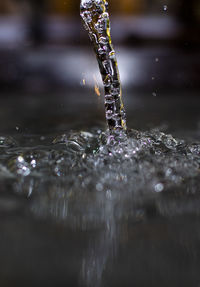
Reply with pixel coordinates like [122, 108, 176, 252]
[0, 0, 200, 134]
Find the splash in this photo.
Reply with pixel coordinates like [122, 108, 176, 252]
[0, 128, 200, 286]
[0, 2, 199, 286]
[80, 0, 127, 132]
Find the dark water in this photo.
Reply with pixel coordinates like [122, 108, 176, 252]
[0, 91, 200, 286]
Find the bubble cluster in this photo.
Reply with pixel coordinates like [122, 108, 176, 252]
[1, 129, 199, 206]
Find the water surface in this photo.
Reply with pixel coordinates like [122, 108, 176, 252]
[0, 91, 200, 287]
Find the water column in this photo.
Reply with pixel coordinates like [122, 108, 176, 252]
[80, 0, 127, 133]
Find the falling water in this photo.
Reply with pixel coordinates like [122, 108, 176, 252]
[0, 2, 199, 287]
[80, 0, 127, 132]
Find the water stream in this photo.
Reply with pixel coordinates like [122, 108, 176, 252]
[0, 1, 199, 287]
[80, 0, 126, 132]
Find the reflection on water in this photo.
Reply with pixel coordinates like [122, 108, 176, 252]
[0, 128, 200, 286]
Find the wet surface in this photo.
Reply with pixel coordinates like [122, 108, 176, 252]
[0, 91, 200, 286]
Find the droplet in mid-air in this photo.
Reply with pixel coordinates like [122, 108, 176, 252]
[163, 5, 168, 11]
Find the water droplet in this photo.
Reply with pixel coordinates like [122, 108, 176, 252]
[163, 5, 168, 11]
[17, 156, 24, 163]
[81, 11, 92, 23]
[96, 183, 103, 192]
[155, 183, 164, 193]
[105, 95, 115, 104]
[106, 189, 112, 199]
[0, 136, 16, 148]
[30, 159, 37, 168]
[94, 84, 101, 97]
[80, 78, 86, 86]
[106, 110, 113, 120]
